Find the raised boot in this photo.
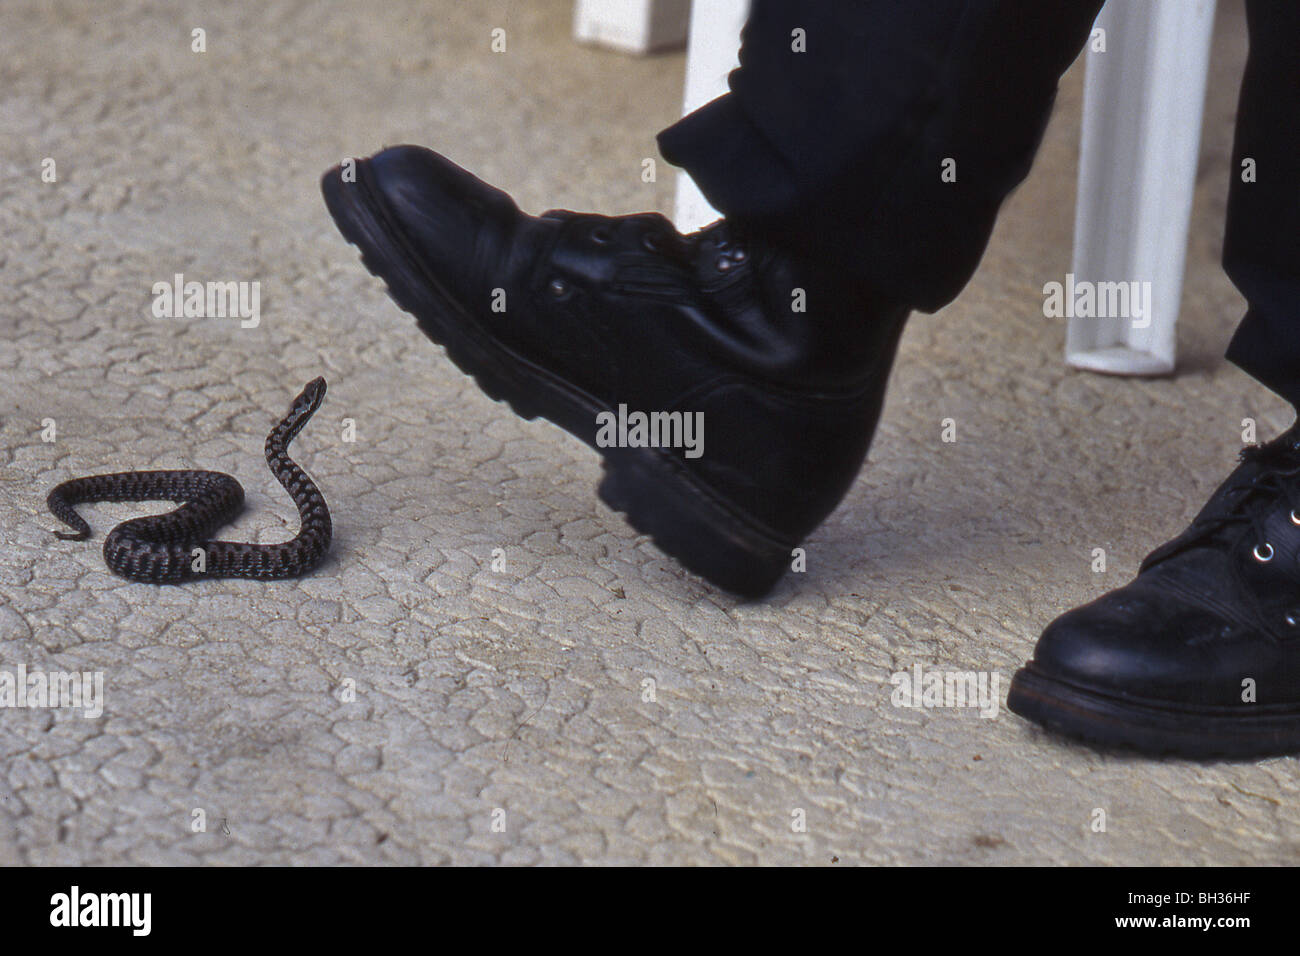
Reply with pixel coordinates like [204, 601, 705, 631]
[322, 145, 910, 597]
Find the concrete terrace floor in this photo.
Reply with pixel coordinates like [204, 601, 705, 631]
[1, 0, 1296, 866]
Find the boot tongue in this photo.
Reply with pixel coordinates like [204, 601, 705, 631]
[1242, 419, 1300, 469]
[686, 218, 733, 245]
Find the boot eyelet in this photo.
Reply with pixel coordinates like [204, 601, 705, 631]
[1287, 614, 1299, 628]
[642, 234, 661, 252]
[715, 256, 732, 273]
[548, 277, 569, 297]
[1290, 510, 1300, 526]
[1254, 542, 1275, 562]
[590, 227, 611, 244]
[731, 248, 747, 263]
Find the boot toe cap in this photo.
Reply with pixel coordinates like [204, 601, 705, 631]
[364, 145, 520, 274]
[1031, 583, 1248, 707]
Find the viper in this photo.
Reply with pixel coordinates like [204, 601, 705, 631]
[46, 378, 332, 583]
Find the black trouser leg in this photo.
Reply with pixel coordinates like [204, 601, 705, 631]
[1223, 0, 1300, 407]
[658, 0, 1104, 312]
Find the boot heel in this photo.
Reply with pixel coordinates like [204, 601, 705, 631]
[597, 448, 792, 599]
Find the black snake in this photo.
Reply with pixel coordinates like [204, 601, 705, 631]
[47, 378, 332, 583]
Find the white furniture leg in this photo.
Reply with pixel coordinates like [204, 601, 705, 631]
[1066, 0, 1217, 376]
[673, 0, 751, 232]
[573, 0, 692, 55]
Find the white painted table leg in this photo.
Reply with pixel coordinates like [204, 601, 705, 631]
[1066, 0, 1217, 376]
[573, 0, 692, 55]
[673, 0, 751, 232]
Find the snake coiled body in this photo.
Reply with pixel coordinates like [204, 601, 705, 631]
[47, 378, 332, 583]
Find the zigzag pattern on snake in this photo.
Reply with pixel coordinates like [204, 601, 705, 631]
[47, 378, 332, 583]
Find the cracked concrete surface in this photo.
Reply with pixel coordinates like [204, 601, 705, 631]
[2, 0, 1298, 865]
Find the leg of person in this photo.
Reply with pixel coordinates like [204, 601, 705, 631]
[321, 1, 1100, 596]
[1009, 0, 1300, 756]
[659, 0, 1105, 311]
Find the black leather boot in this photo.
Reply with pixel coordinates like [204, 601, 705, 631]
[322, 146, 910, 596]
[1009, 423, 1300, 757]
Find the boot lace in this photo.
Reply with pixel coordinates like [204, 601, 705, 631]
[1182, 438, 1300, 565]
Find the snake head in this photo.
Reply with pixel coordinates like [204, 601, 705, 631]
[291, 377, 327, 416]
[275, 377, 328, 444]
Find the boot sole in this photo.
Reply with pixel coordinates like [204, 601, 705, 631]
[321, 163, 793, 597]
[1007, 662, 1300, 758]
